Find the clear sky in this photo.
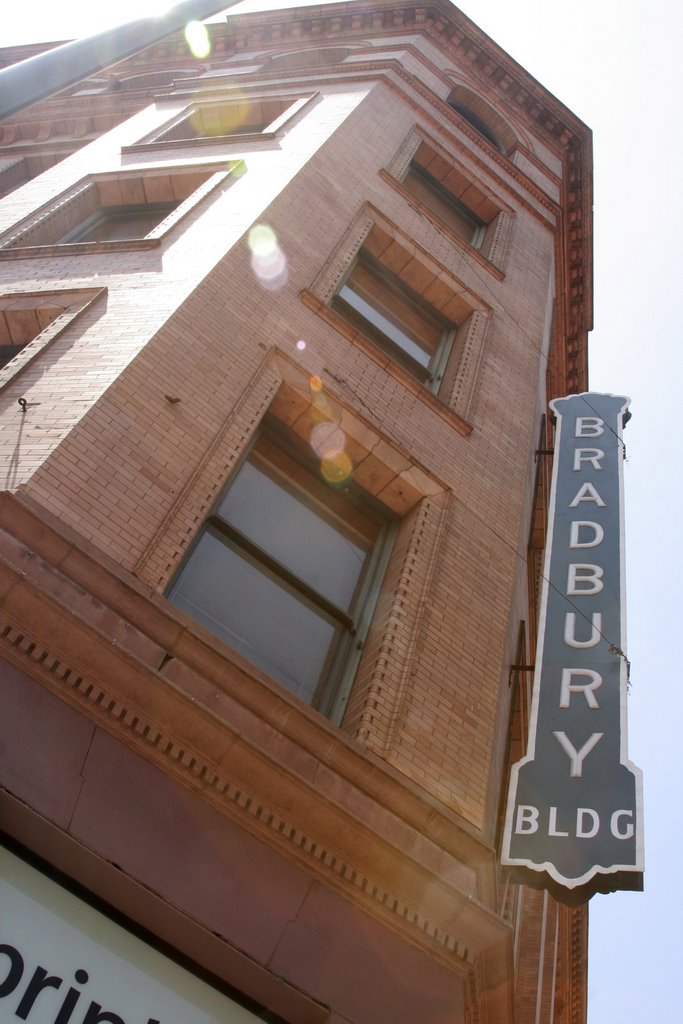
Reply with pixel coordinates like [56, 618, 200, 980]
[3, 2, 681, 1020]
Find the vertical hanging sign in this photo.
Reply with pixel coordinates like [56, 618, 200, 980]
[502, 393, 643, 900]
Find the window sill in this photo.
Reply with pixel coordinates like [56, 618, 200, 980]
[121, 130, 278, 155]
[0, 238, 161, 261]
[300, 288, 473, 438]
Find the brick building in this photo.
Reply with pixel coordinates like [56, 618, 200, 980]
[0, 3, 592, 1022]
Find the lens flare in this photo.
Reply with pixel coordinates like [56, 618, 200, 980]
[312, 393, 332, 419]
[311, 422, 345, 460]
[248, 225, 277, 256]
[184, 21, 211, 59]
[296, 339, 307, 351]
[250, 252, 287, 291]
[321, 451, 353, 484]
[249, 225, 288, 291]
[310, 375, 322, 392]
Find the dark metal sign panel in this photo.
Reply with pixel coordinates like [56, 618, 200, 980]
[502, 393, 643, 900]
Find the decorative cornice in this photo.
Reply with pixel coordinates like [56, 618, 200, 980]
[2, 617, 476, 963]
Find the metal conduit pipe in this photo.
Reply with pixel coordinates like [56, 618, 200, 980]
[0, 1, 244, 121]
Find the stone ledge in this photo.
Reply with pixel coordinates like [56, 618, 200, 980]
[0, 489, 510, 974]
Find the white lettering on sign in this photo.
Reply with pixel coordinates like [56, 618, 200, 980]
[515, 805, 540, 834]
[548, 807, 569, 837]
[567, 563, 604, 595]
[610, 810, 635, 840]
[575, 416, 605, 437]
[553, 730, 604, 777]
[573, 448, 605, 470]
[576, 808, 600, 839]
[564, 612, 602, 648]
[569, 482, 606, 507]
[569, 521, 604, 548]
[513, 806, 634, 841]
[559, 668, 603, 707]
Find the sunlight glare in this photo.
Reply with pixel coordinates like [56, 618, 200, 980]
[184, 21, 211, 59]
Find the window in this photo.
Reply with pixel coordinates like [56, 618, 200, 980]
[445, 86, 517, 154]
[0, 295, 65, 369]
[448, 100, 503, 151]
[0, 289, 103, 381]
[301, 208, 490, 425]
[168, 429, 394, 719]
[402, 161, 485, 248]
[333, 251, 454, 390]
[159, 103, 274, 142]
[57, 202, 179, 244]
[393, 138, 503, 255]
[0, 166, 235, 254]
[129, 95, 314, 152]
[382, 133, 513, 272]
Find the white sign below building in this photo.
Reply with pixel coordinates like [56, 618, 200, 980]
[0, 845, 264, 1024]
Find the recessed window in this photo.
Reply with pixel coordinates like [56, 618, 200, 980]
[446, 86, 517, 154]
[0, 297, 63, 368]
[382, 134, 511, 272]
[168, 429, 394, 718]
[333, 252, 454, 390]
[448, 100, 503, 151]
[0, 289, 102, 378]
[57, 202, 179, 244]
[0, 166, 234, 254]
[160, 107, 271, 142]
[402, 162, 485, 248]
[138, 96, 310, 149]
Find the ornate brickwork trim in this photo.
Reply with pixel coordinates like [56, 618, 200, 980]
[0, 178, 98, 250]
[0, 156, 27, 195]
[480, 207, 511, 269]
[309, 209, 375, 303]
[134, 350, 282, 587]
[384, 125, 422, 182]
[353, 494, 449, 754]
[465, 959, 486, 1024]
[442, 310, 490, 423]
[569, 906, 588, 1024]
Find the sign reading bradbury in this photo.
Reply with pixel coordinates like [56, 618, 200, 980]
[502, 393, 643, 899]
